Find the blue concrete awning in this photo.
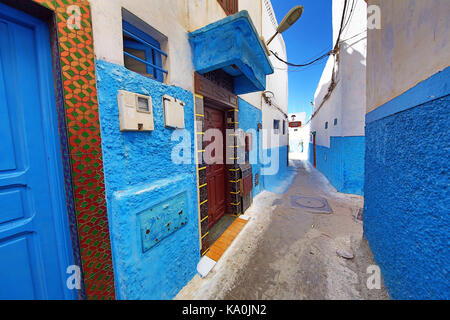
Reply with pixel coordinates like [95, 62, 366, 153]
[189, 11, 274, 95]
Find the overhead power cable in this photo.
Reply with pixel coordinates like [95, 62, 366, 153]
[270, 50, 331, 68]
[334, 0, 349, 50]
[286, 1, 353, 128]
[308, 0, 349, 124]
[339, 30, 367, 43]
[341, 0, 356, 35]
[271, 0, 350, 69]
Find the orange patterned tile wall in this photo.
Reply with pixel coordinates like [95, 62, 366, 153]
[33, 0, 116, 300]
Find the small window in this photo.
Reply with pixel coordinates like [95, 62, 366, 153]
[274, 120, 280, 134]
[282, 120, 286, 135]
[123, 20, 167, 82]
[334, 118, 338, 126]
[325, 122, 328, 129]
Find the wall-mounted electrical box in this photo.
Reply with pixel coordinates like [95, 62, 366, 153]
[162, 95, 185, 129]
[117, 90, 154, 132]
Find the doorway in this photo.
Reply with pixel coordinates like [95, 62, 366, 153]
[0, 3, 75, 299]
[204, 105, 227, 229]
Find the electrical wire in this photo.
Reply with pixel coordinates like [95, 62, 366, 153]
[281, 0, 354, 127]
[293, 0, 360, 127]
[274, 48, 332, 72]
[341, 0, 356, 35]
[288, 47, 334, 71]
[334, 0, 349, 50]
[270, 50, 331, 68]
[272, 0, 350, 69]
[306, 0, 349, 124]
[339, 30, 367, 43]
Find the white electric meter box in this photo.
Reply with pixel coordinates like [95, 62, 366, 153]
[117, 90, 154, 132]
[163, 95, 185, 129]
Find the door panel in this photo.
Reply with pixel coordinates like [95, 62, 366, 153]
[0, 22, 16, 172]
[0, 236, 36, 299]
[204, 106, 226, 229]
[0, 188, 25, 225]
[0, 4, 74, 300]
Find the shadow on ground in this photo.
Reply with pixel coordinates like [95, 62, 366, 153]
[176, 161, 389, 300]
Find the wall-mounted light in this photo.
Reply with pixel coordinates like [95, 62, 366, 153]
[262, 90, 275, 105]
[266, 5, 304, 46]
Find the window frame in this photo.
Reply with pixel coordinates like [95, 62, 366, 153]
[274, 119, 280, 134]
[122, 20, 166, 82]
[123, 40, 155, 77]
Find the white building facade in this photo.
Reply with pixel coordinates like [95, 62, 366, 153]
[288, 112, 310, 161]
[309, 0, 367, 195]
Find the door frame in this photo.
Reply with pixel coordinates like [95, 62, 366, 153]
[194, 73, 242, 256]
[0, 2, 76, 299]
[1, 0, 117, 300]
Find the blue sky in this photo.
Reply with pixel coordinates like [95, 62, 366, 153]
[271, 0, 332, 120]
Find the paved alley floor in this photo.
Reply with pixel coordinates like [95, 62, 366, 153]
[176, 161, 389, 300]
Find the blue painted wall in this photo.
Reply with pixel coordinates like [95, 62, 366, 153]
[308, 136, 365, 195]
[365, 68, 450, 300]
[238, 98, 263, 197]
[237, 98, 295, 195]
[95, 60, 200, 300]
[262, 145, 295, 194]
[189, 11, 273, 95]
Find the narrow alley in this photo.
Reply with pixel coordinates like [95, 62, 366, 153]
[176, 161, 389, 300]
[1, 0, 448, 303]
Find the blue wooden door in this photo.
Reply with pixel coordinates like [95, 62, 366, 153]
[0, 4, 75, 300]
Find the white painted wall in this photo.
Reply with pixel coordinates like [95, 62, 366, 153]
[259, 0, 289, 149]
[311, 0, 367, 148]
[90, 0, 194, 91]
[239, 0, 288, 114]
[263, 0, 288, 114]
[288, 113, 310, 160]
[367, 0, 450, 113]
[90, 0, 263, 91]
[89, 0, 289, 149]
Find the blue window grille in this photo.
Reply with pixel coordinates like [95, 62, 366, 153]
[123, 20, 167, 82]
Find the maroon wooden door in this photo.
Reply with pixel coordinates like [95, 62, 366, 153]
[204, 106, 226, 229]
